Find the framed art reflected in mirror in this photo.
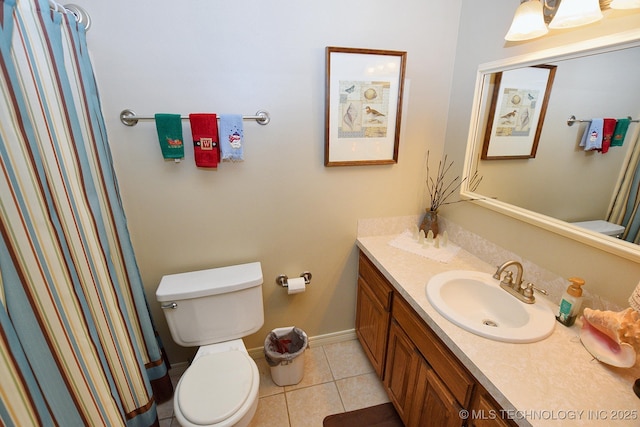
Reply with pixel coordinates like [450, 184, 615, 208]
[481, 65, 556, 160]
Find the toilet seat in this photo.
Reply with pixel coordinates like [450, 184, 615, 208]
[176, 350, 257, 426]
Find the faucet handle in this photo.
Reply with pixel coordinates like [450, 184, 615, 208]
[500, 271, 514, 287]
[523, 283, 547, 302]
[523, 283, 534, 299]
[526, 282, 548, 295]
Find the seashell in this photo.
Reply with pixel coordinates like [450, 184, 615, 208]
[583, 307, 640, 350]
[364, 88, 377, 100]
[579, 307, 640, 368]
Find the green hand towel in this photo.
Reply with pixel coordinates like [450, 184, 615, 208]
[155, 113, 184, 159]
[611, 118, 631, 147]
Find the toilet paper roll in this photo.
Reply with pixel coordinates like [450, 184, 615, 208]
[287, 277, 306, 295]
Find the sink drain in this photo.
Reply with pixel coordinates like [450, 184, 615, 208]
[482, 319, 498, 327]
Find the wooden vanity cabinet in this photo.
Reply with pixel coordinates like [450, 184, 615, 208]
[356, 252, 393, 378]
[411, 359, 465, 427]
[356, 251, 518, 427]
[469, 388, 517, 427]
[385, 318, 463, 427]
[388, 295, 469, 427]
[384, 319, 419, 423]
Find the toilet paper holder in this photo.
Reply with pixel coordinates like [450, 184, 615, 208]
[276, 272, 312, 287]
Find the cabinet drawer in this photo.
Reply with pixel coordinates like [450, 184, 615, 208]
[358, 252, 393, 310]
[392, 295, 474, 408]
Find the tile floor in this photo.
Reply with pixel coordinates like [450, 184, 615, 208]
[158, 338, 390, 427]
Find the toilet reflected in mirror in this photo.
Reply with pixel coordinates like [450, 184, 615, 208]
[571, 220, 625, 239]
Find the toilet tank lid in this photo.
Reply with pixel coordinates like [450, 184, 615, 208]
[571, 220, 625, 235]
[156, 262, 263, 301]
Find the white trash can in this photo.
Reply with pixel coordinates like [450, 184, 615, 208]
[264, 326, 308, 386]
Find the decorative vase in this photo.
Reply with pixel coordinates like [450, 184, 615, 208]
[419, 210, 439, 237]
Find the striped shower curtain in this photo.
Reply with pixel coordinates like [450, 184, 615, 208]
[608, 132, 640, 244]
[0, 0, 172, 426]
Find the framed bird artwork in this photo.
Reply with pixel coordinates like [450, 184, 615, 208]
[480, 64, 556, 160]
[324, 46, 407, 166]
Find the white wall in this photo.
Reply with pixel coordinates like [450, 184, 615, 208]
[443, 2, 640, 309]
[77, 0, 462, 363]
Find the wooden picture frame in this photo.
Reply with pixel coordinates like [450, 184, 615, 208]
[481, 65, 556, 160]
[324, 47, 407, 166]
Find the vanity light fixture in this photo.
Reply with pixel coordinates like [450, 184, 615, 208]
[548, 0, 603, 28]
[506, 0, 614, 41]
[610, 0, 640, 9]
[505, 0, 549, 41]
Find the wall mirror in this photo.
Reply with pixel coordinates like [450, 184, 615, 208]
[461, 29, 640, 262]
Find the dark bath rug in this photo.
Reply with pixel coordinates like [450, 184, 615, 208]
[323, 402, 403, 427]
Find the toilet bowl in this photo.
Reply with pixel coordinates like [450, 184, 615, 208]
[173, 340, 259, 427]
[156, 262, 264, 427]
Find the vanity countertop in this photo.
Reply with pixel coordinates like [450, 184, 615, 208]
[356, 234, 640, 427]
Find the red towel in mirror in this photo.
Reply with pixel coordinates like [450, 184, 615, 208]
[189, 113, 219, 168]
[601, 118, 617, 154]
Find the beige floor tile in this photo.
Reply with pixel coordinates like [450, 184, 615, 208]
[336, 372, 390, 412]
[164, 340, 385, 426]
[254, 356, 285, 398]
[284, 346, 334, 391]
[156, 398, 174, 421]
[323, 340, 374, 380]
[169, 364, 188, 380]
[286, 382, 345, 427]
[248, 393, 290, 427]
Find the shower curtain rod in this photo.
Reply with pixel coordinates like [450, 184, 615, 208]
[49, 1, 91, 30]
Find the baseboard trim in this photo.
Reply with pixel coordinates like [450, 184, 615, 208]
[169, 329, 358, 367]
[247, 328, 357, 359]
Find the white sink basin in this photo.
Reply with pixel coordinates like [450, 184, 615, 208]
[426, 270, 555, 343]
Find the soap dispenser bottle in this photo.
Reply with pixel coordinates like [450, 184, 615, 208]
[556, 277, 585, 326]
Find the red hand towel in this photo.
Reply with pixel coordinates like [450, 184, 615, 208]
[189, 113, 219, 168]
[601, 118, 617, 154]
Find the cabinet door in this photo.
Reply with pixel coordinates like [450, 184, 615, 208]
[384, 319, 420, 425]
[469, 390, 517, 427]
[356, 276, 391, 377]
[410, 357, 464, 427]
[392, 294, 474, 407]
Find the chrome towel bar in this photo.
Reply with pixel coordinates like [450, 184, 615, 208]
[120, 109, 271, 126]
[567, 115, 638, 126]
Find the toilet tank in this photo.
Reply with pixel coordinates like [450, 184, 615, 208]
[156, 262, 264, 347]
[571, 220, 625, 238]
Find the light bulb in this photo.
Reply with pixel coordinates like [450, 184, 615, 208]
[548, 0, 603, 29]
[610, 0, 640, 9]
[505, 0, 548, 41]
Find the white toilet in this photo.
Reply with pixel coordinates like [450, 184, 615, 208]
[156, 262, 264, 427]
[571, 220, 625, 238]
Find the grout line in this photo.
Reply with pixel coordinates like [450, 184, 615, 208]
[283, 388, 292, 427]
[322, 344, 338, 382]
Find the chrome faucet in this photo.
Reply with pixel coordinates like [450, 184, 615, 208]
[493, 260, 545, 304]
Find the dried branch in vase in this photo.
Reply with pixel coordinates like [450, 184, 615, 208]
[425, 151, 482, 212]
